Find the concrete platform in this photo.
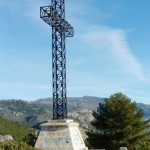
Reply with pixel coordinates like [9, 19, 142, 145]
[35, 119, 88, 150]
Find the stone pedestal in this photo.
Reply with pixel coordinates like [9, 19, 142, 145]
[35, 119, 88, 150]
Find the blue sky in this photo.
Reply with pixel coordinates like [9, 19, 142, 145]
[0, 0, 150, 103]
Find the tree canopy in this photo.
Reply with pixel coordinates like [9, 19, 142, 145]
[86, 92, 150, 150]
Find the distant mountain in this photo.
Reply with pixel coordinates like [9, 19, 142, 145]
[0, 96, 150, 132]
[33, 97, 150, 119]
[0, 99, 51, 127]
[33, 96, 104, 111]
[137, 103, 150, 118]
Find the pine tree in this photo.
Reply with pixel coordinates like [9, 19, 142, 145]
[86, 93, 150, 150]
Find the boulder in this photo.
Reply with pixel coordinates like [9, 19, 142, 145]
[0, 135, 13, 142]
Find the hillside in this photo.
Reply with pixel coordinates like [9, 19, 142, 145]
[34, 96, 104, 111]
[33, 96, 150, 120]
[0, 96, 150, 130]
[0, 117, 37, 147]
[0, 99, 50, 126]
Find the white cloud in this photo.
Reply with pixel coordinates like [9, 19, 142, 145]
[81, 26, 146, 81]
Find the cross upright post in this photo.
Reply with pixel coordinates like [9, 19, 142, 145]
[40, 0, 74, 119]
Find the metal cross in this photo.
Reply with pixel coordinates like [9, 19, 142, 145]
[40, 0, 74, 119]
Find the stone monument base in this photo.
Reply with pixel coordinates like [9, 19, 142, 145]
[35, 119, 88, 150]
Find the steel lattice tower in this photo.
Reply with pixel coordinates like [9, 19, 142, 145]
[40, 0, 74, 119]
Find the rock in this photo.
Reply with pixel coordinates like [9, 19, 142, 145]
[13, 111, 23, 116]
[119, 147, 128, 150]
[0, 135, 13, 142]
[0, 108, 5, 111]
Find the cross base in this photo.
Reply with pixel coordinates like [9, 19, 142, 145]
[35, 120, 88, 150]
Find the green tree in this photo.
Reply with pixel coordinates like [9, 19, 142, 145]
[86, 93, 150, 150]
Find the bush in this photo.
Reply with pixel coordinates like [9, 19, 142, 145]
[0, 140, 39, 150]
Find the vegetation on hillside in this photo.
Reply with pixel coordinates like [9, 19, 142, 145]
[86, 93, 150, 150]
[0, 100, 46, 115]
[0, 117, 37, 147]
[0, 141, 39, 150]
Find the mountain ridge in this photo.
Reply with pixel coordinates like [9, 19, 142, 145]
[0, 96, 150, 130]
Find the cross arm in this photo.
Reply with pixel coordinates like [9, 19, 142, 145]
[40, 6, 74, 37]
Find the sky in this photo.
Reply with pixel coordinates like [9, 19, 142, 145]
[0, 0, 150, 103]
